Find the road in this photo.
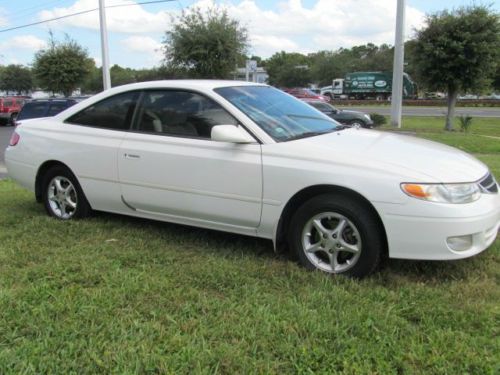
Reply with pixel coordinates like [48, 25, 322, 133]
[0, 126, 14, 179]
[337, 105, 500, 118]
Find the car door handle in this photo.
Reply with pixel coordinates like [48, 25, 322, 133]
[124, 153, 140, 159]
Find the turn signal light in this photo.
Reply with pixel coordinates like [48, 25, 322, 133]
[402, 184, 429, 198]
[9, 132, 20, 146]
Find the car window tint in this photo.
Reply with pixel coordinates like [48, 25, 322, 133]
[67, 91, 138, 130]
[135, 90, 237, 138]
[17, 102, 48, 120]
[3, 100, 13, 107]
[47, 102, 70, 116]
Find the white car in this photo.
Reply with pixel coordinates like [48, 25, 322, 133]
[5, 80, 499, 277]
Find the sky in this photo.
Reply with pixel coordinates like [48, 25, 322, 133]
[0, 0, 497, 69]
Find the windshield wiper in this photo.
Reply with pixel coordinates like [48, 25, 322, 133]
[334, 124, 351, 131]
[286, 130, 334, 141]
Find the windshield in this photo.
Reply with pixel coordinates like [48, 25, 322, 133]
[215, 86, 342, 142]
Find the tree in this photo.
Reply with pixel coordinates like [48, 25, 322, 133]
[265, 51, 311, 87]
[33, 35, 93, 97]
[413, 6, 499, 130]
[163, 7, 248, 78]
[110, 64, 137, 86]
[0, 64, 33, 94]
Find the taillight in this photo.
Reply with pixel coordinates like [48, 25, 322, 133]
[9, 132, 20, 146]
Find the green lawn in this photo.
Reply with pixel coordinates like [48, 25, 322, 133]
[0, 119, 499, 373]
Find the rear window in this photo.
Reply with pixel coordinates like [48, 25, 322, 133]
[66, 91, 139, 131]
[17, 102, 48, 120]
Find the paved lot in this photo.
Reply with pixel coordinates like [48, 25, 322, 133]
[337, 106, 500, 118]
[0, 125, 14, 179]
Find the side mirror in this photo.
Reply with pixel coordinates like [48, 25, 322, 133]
[211, 125, 255, 144]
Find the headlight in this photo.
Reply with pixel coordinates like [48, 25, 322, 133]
[363, 114, 371, 121]
[401, 183, 481, 204]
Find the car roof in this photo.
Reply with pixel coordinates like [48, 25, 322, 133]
[111, 80, 267, 92]
[53, 80, 270, 122]
[24, 98, 76, 103]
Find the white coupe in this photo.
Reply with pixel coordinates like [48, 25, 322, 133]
[5, 81, 499, 277]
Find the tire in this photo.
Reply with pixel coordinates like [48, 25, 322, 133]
[350, 120, 366, 128]
[42, 165, 91, 220]
[8, 113, 17, 127]
[288, 193, 384, 278]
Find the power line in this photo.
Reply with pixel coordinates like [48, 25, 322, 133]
[0, 0, 176, 34]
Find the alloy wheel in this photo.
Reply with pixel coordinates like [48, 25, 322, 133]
[301, 212, 362, 273]
[47, 176, 78, 219]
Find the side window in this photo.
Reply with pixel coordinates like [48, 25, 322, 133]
[18, 102, 48, 120]
[66, 91, 138, 130]
[135, 90, 238, 139]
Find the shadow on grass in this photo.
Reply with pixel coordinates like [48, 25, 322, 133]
[92, 210, 279, 260]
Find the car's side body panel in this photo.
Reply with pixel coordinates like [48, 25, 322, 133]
[118, 132, 263, 229]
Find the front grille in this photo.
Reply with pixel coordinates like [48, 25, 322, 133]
[479, 173, 498, 193]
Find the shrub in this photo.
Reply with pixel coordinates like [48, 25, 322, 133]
[370, 113, 387, 127]
[459, 115, 473, 132]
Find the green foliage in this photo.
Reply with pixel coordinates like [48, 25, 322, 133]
[414, 6, 499, 94]
[266, 44, 396, 88]
[413, 6, 499, 129]
[0, 64, 33, 94]
[458, 115, 473, 133]
[163, 7, 248, 79]
[33, 34, 93, 97]
[369, 113, 387, 127]
[266, 51, 311, 87]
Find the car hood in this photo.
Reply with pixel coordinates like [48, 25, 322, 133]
[279, 128, 488, 183]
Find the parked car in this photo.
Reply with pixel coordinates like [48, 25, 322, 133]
[283, 88, 330, 102]
[303, 99, 374, 128]
[5, 81, 499, 278]
[0, 96, 25, 126]
[15, 98, 80, 126]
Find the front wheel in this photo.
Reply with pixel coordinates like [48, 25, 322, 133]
[42, 166, 91, 219]
[288, 194, 384, 278]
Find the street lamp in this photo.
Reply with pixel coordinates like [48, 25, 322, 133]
[99, 0, 111, 90]
[390, 0, 406, 128]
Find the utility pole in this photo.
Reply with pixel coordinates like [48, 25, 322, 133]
[390, 0, 406, 128]
[99, 0, 111, 90]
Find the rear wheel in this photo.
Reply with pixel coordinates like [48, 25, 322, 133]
[8, 113, 17, 126]
[350, 120, 366, 128]
[42, 166, 91, 220]
[288, 194, 384, 278]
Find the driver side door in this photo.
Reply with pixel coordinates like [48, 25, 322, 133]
[118, 89, 263, 232]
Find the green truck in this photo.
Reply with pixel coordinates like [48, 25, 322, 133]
[321, 71, 417, 100]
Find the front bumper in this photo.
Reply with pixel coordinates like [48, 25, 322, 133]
[376, 193, 500, 260]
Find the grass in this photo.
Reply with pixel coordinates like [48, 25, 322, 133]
[0, 118, 499, 373]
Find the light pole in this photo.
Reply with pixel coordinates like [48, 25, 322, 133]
[99, 0, 111, 90]
[390, 0, 406, 128]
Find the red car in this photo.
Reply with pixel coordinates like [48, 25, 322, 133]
[0, 97, 25, 126]
[283, 88, 330, 102]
